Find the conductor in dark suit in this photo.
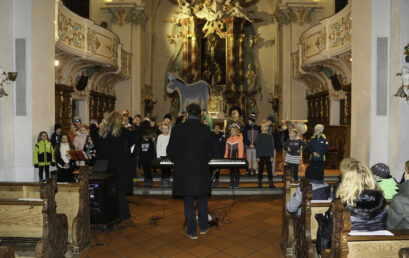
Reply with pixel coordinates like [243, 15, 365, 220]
[167, 103, 213, 239]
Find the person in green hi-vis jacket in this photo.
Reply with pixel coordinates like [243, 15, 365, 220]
[33, 131, 55, 181]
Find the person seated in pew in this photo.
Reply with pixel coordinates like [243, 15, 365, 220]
[387, 178, 409, 229]
[370, 163, 398, 200]
[399, 160, 409, 184]
[286, 165, 331, 216]
[336, 160, 387, 231]
[55, 133, 76, 182]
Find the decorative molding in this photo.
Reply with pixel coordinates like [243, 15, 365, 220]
[273, 2, 322, 28]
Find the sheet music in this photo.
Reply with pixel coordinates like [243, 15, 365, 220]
[130, 144, 135, 153]
[348, 230, 394, 236]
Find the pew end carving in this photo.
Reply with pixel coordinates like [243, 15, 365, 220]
[281, 166, 296, 256]
[322, 199, 409, 258]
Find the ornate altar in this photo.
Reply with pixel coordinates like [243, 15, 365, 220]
[165, 0, 261, 119]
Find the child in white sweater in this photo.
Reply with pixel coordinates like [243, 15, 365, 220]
[157, 123, 171, 187]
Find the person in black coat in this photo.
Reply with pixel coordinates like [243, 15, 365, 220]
[50, 123, 62, 149]
[167, 104, 213, 239]
[211, 124, 225, 186]
[90, 111, 135, 221]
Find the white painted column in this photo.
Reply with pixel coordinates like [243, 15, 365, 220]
[388, 0, 409, 178]
[0, 0, 55, 181]
[0, 0, 15, 181]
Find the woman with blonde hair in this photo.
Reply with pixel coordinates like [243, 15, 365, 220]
[336, 159, 387, 231]
[90, 111, 135, 221]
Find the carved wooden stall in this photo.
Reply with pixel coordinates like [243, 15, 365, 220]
[0, 178, 68, 258]
[89, 91, 116, 123]
[306, 91, 329, 126]
[322, 199, 409, 258]
[55, 84, 75, 131]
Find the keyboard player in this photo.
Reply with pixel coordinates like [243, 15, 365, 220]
[166, 103, 213, 240]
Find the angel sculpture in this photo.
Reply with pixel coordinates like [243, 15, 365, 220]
[394, 66, 409, 100]
[0, 67, 17, 98]
[195, 3, 220, 21]
[228, 2, 254, 22]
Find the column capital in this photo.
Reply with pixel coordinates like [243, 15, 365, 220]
[103, 2, 147, 26]
[273, 2, 322, 28]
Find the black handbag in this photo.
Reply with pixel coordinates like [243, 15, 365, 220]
[315, 209, 332, 255]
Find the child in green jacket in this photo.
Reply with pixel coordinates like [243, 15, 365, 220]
[33, 131, 55, 181]
[371, 163, 398, 201]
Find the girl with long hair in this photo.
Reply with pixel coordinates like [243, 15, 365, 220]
[336, 159, 387, 231]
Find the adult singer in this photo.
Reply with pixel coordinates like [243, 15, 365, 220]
[167, 103, 213, 239]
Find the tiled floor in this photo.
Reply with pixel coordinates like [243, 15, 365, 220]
[81, 196, 285, 258]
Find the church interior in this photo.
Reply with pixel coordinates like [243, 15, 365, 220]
[1, 0, 409, 257]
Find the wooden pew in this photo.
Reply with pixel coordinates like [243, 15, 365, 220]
[295, 177, 332, 258]
[0, 167, 90, 252]
[0, 178, 68, 257]
[322, 199, 409, 258]
[281, 166, 299, 256]
[400, 248, 409, 258]
[0, 246, 15, 258]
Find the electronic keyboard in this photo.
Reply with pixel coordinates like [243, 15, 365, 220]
[151, 158, 248, 169]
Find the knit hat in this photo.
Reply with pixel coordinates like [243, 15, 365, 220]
[246, 113, 256, 122]
[305, 163, 324, 181]
[54, 123, 62, 131]
[371, 163, 391, 179]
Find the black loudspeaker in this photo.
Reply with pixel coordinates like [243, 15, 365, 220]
[89, 172, 120, 229]
[330, 74, 342, 91]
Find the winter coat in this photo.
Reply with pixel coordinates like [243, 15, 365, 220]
[347, 190, 387, 231]
[272, 127, 281, 152]
[256, 133, 274, 158]
[33, 140, 55, 166]
[286, 179, 331, 216]
[306, 134, 328, 162]
[167, 117, 213, 197]
[224, 135, 244, 159]
[211, 132, 226, 159]
[90, 124, 135, 194]
[243, 124, 260, 148]
[225, 119, 245, 138]
[56, 143, 74, 169]
[74, 134, 88, 166]
[377, 177, 399, 200]
[387, 180, 409, 229]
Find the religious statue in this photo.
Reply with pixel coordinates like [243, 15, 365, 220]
[228, 2, 254, 22]
[212, 62, 223, 86]
[245, 64, 257, 93]
[202, 61, 212, 82]
[394, 66, 409, 101]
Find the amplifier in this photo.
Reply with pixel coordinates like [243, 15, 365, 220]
[89, 172, 120, 229]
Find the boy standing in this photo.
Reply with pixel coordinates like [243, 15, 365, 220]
[256, 120, 275, 188]
[211, 124, 226, 186]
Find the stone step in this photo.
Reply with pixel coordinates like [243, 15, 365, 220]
[133, 187, 283, 196]
[133, 175, 339, 183]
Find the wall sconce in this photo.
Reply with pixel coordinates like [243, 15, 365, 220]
[0, 67, 18, 98]
[394, 66, 409, 102]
